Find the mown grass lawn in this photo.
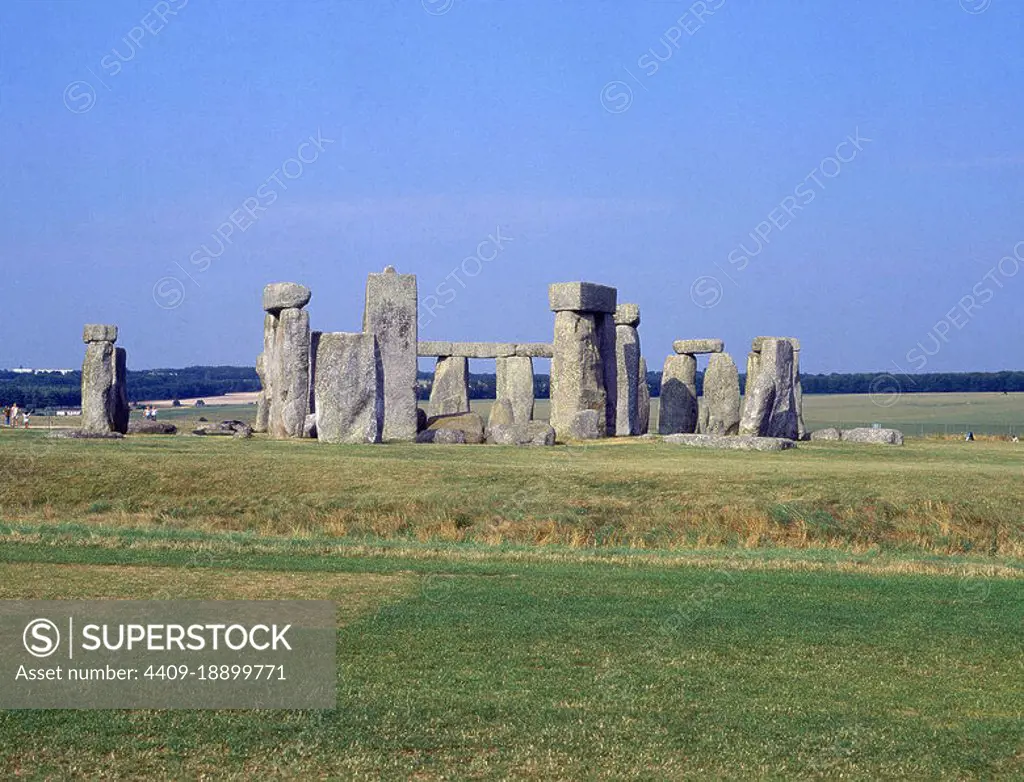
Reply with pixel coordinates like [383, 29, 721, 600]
[0, 541, 1020, 780]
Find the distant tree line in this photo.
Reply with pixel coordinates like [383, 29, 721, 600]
[4, 367, 1023, 409]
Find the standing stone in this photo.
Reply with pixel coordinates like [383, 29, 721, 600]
[363, 267, 418, 442]
[487, 398, 515, 433]
[658, 354, 698, 435]
[703, 352, 741, 436]
[268, 307, 311, 439]
[314, 332, 383, 444]
[636, 357, 651, 435]
[80, 324, 127, 434]
[308, 331, 322, 415]
[429, 356, 470, 418]
[697, 399, 710, 434]
[495, 356, 535, 423]
[745, 351, 761, 399]
[794, 349, 806, 440]
[613, 304, 641, 437]
[255, 352, 269, 433]
[550, 311, 606, 440]
[739, 339, 797, 439]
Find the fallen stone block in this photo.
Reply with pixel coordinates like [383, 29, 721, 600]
[416, 428, 467, 444]
[840, 427, 904, 445]
[809, 427, 842, 441]
[663, 434, 796, 451]
[425, 412, 485, 444]
[48, 430, 124, 440]
[127, 420, 178, 435]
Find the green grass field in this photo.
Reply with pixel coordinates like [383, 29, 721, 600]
[1, 401, 1021, 779]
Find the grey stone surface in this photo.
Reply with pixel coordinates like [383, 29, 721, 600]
[637, 357, 651, 435]
[793, 349, 806, 441]
[697, 399, 710, 434]
[83, 324, 118, 343]
[49, 430, 124, 440]
[514, 343, 554, 358]
[567, 409, 602, 440]
[255, 352, 269, 433]
[487, 421, 556, 446]
[809, 427, 842, 441]
[416, 428, 466, 444]
[702, 352, 741, 436]
[417, 341, 454, 357]
[313, 332, 383, 444]
[739, 339, 797, 439]
[81, 339, 116, 434]
[752, 336, 801, 353]
[841, 427, 904, 445]
[303, 413, 318, 439]
[192, 420, 253, 439]
[658, 354, 698, 435]
[425, 412, 485, 444]
[127, 420, 177, 435]
[548, 282, 617, 313]
[364, 267, 418, 441]
[597, 312, 617, 435]
[262, 282, 311, 313]
[429, 356, 470, 418]
[745, 351, 761, 397]
[449, 342, 516, 358]
[672, 339, 724, 355]
[549, 311, 606, 440]
[663, 433, 796, 451]
[268, 307, 311, 439]
[614, 323, 641, 436]
[495, 356, 535, 423]
[613, 303, 640, 327]
[487, 398, 515, 433]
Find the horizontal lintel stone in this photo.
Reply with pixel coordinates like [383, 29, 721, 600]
[417, 341, 516, 358]
[83, 324, 118, 343]
[673, 339, 724, 355]
[751, 336, 801, 353]
[548, 282, 617, 313]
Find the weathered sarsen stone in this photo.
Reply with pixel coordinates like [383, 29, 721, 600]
[702, 352, 741, 435]
[658, 354, 698, 435]
[80, 324, 128, 434]
[255, 352, 269, 433]
[549, 310, 606, 440]
[424, 412, 485, 444]
[637, 357, 651, 435]
[739, 339, 797, 439]
[314, 332, 383, 444]
[429, 356, 470, 418]
[495, 356, 534, 423]
[597, 312, 618, 435]
[613, 304, 641, 436]
[268, 306, 311, 439]
[263, 282, 311, 313]
[364, 267, 418, 441]
[673, 339, 723, 355]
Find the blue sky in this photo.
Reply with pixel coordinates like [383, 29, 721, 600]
[1, 0, 1022, 374]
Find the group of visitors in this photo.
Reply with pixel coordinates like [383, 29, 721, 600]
[1, 404, 30, 428]
[142, 405, 160, 420]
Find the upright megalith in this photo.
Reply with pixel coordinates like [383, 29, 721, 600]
[261, 283, 311, 439]
[495, 355, 535, 423]
[81, 324, 128, 434]
[637, 356, 651, 435]
[549, 282, 617, 441]
[613, 303, 642, 436]
[702, 353, 741, 435]
[743, 337, 802, 439]
[363, 266, 418, 442]
[314, 332, 383, 444]
[739, 338, 797, 439]
[255, 352, 269, 433]
[308, 330, 322, 415]
[658, 354, 698, 434]
[429, 356, 470, 418]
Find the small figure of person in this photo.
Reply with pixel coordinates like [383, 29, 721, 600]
[151, 406, 158, 420]
[22, 410, 30, 428]
[144, 406, 153, 420]
[965, 431, 975, 442]
[2, 406, 9, 427]
[1013, 435, 1019, 443]
[10, 404, 19, 428]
